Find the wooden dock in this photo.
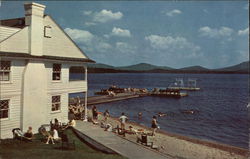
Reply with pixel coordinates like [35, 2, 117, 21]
[69, 91, 189, 106]
[168, 87, 200, 91]
[69, 92, 146, 106]
[87, 93, 143, 105]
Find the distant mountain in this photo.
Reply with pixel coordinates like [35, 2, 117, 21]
[87, 61, 249, 74]
[117, 63, 174, 71]
[214, 61, 249, 72]
[179, 66, 209, 71]
[87, 63, 115, 69]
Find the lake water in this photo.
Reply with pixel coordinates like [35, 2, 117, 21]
[87, 73, 249, 149]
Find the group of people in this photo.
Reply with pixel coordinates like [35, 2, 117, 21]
[68, 104, 84, 120]
[92, 106, 110, 123]
[119, 112, 159, 136]
[43, 118, 77, 144]
[91, 105, 159, 136]
[68, 96, 85, 120]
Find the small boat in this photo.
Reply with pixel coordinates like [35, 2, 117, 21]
[168, 78, 200, 91]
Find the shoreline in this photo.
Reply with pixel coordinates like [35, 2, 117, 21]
[124, 118, 248, 156]
[87, 111, 249, 159]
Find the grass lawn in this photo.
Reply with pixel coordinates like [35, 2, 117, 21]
[0, 129, 127, 159]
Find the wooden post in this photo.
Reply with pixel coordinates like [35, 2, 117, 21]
[84, 67, 88, 121]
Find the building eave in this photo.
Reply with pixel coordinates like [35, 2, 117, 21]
[0, 51, 95, 63]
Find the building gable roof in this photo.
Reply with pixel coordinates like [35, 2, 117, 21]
[43, 15, 92, 60]
[0, 26, 29, 53]
[0, 15, 95, 63]
[1, 17, 26, 29]
[0, 26, 21, 42]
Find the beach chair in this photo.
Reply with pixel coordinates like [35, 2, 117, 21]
[12, 128, 32, 142]
[61, 133, 75, 150]
[137, 134, 154, 147]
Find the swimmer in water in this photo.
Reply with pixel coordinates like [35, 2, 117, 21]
[138, 112, 142, 119]
[181, 110, 197, 114]
[158, 112, 166, 117]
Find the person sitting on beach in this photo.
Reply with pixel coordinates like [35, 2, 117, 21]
[24, 126, 34, 140]
[104, 123, 113, 132]
[41, 128, 55, 144]
[69, 119, 76, 127]
[53, 128, 61, 141]
[119, 112, 128, 130]
[127, 126, 138, 135]
[103, 109, 110, 122]
[151, 116, 158, 136]
[63, 119, 76, 129]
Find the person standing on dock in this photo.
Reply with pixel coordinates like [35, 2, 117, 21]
[151, 116, 158, 136]
[119, 112, 128, 130]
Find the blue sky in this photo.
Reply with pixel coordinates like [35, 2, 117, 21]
[1, 1, 249, 68]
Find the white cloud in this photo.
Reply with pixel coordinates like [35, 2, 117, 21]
[111, 27, 131, 37]
[199, 26, 234, 38]
[96, 42, 112, 51]
[238, 27, 249, 36]
[64, 28, 94, 44]
[164, 9, 182, 17]
[145, 34, 201, 57]
[93, 9, 123, 23]
[65, 28, 112, 53]
[116, 42, 136, 54]
[83, 10, 92, 15]
[84, 22, 96, 26]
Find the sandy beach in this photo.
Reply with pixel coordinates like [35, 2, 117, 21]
[87, 110, 248, 159]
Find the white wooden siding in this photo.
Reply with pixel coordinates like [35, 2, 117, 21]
[0, 60, 26, 96]
[0, 59, 25, 138]
[43, 16, 87, 59]
[45, 62, 87, 93]
[45, 62, 87, 124]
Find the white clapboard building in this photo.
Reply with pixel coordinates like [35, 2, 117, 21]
[0, 2, 94, 138]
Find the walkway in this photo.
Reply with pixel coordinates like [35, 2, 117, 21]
[74, 121, 172, 159]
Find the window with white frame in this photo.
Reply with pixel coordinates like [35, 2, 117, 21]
[0, 61, 11, 81]
[52, 96, 60, 111]
[52, 64, 61, 81]
[0, 100, 9, 119]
